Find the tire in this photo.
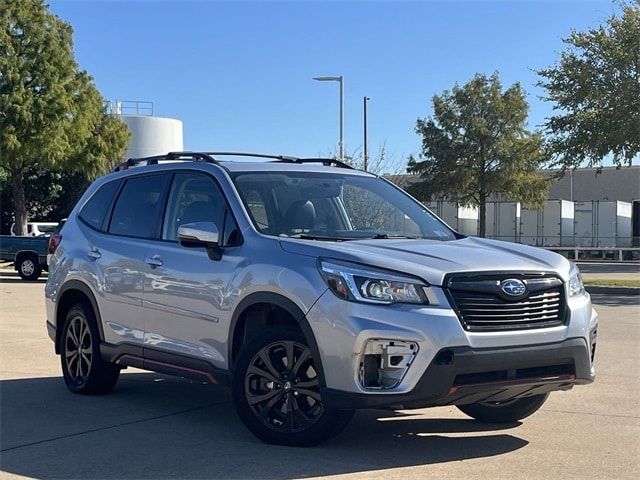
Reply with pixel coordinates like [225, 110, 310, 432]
[457, 393, 549, 423]
[232, 327, 354, 446]
[60, 303, 120, 394]
[17, 255, 41, 281]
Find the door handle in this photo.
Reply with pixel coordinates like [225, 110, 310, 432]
[87, 248, 101, 260]
[145, 255, 163, 268]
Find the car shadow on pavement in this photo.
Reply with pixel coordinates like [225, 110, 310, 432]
[578, 263, 640, 274]
[0, 277, 47, 284]
[590, 294, 640, 307]
[0, 372, 528, 479]
[0, 271, 47, 284]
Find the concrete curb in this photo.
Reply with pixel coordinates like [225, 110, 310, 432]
[586, 285, 640, 296]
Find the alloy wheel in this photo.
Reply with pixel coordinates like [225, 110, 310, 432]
[64, 315, 93, 385]
[245, 340, 324, 433]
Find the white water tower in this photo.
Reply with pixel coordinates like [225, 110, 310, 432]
[108, 100, 184, 159]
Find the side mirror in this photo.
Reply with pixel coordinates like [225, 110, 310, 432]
[177, 222, 222, 260]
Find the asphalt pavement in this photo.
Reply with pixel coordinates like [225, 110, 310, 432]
[0, 270, 638, 479]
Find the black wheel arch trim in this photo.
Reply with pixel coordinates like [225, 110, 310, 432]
[14, 250, 46, 270]
[228, 291, 326, 387]
[55, 280, 105, 354]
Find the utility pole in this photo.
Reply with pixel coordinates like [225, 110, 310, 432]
[313, 75, 344, 161]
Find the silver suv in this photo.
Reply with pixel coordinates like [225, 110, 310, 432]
[45, 152, 597, 446]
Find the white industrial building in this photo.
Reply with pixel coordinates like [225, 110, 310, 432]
[389, 167, 639, 249]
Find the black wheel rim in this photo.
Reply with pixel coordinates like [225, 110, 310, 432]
[245, 340, 324, 433]
[64, 315, 92, 385]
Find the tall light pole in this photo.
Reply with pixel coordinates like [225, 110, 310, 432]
[363, 96, 370, 171]
[313, 76, 344, 161]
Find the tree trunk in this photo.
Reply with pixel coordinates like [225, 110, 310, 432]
[478, 192, 487, 238]
[10, 169, 28, 236]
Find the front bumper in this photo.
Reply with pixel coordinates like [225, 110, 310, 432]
[307, 287, 597, 402]
[322, 337, 593, 410]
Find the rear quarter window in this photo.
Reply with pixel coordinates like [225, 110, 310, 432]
[79, 180, 121, 231]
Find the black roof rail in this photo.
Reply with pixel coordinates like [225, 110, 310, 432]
[205, 152, 353, 169]
[113, 151, 354, 172]
[204, 152, 299, 161]
[282, 157, 353, 169]
[113, 151, 219, 172]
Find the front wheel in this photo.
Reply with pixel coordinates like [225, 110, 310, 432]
[457, 393, 549, 423]
[232, 327, 353, 446]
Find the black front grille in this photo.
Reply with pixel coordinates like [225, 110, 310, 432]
[446, 273, 567, 331]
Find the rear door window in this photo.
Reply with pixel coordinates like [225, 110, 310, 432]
[79, 179, 121, 231]
[108, 175, 170, 238]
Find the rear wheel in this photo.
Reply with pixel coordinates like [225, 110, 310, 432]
[457, 393, 549, 423]
[232, 327, 353, 446]
[17, 255, 41, 281]
[61, 304, 120, 394]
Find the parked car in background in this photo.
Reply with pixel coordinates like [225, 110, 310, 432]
[45, 152, 597, 446]
[0, 235, 49, 280]
[11, 221, 59, 237]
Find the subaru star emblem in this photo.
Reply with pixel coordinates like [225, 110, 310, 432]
[501, 278, 527, 296]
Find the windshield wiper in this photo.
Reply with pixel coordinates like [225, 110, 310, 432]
[288, 233, 354, 242]
[367, 234, 420, 240]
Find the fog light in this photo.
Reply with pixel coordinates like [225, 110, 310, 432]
[359, 339, 418, 389]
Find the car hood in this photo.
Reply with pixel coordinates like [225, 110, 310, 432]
[279, 236, 571, 286]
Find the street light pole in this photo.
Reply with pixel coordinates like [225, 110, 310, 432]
[339, 77, 344, 161]
[363, 96, 370, 171]
[313, 75, 344, 161]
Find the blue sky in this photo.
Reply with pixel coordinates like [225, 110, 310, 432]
[50, 0, 617, 169]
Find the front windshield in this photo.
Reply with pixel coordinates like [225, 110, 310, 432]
[232, 171, 457, 241]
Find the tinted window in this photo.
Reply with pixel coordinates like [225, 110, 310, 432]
[162, 173, 227, 241]
[109, 175, 170, 238]
[79, 180, 121, 231]
[37, 225, 58, 235]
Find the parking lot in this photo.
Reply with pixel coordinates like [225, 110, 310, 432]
[1, 269, 638, 480]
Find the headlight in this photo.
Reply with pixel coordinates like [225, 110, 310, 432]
[568, 263, 585, 297]
[319, 259, 429, 305]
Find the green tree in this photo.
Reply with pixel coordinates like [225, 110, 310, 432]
[0, 167, 92, 234]
[0, 0, 130, 235]
[408, 73, 549, 237]
[537, 1, 640, 168]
